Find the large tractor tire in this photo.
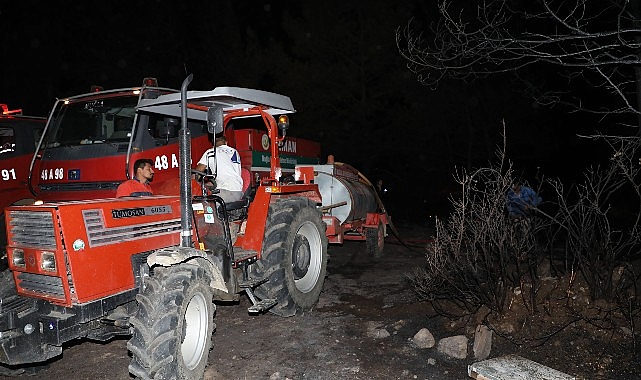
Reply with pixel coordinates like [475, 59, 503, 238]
[250, 197, 328, 317]
[128, 263, 215, 380]
[365, 220, 385, 259]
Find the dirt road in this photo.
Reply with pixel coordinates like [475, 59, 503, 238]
[1, 224, 472, 380]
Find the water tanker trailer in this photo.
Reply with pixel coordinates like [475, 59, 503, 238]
[297, 157, 388, 258]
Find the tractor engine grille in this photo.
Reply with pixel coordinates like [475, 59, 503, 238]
[82, 209, 181, 247]
[17, 272, 65, 299]
[8, 210, 57, 249]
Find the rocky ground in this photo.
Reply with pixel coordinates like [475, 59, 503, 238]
[1, 222, 639, 379]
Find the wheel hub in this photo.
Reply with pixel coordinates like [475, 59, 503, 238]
[181, 292, 209, 370]
[292, 235, 311, 279]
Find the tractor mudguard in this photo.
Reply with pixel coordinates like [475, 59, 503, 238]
[146, 247, 227, 294]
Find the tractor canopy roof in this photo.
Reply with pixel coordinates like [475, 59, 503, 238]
[136, 87, 295, 121]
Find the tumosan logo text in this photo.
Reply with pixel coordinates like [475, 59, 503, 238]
[111, 205, 172, 219]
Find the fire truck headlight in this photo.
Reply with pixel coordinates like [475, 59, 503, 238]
[41, 252, 56, 272]
[12, 249, 25, 268]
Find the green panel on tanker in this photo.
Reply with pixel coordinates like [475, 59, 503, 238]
[251, 151, 319, 169]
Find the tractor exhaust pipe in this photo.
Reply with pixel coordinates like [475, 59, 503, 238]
[179, 74, 193, 248]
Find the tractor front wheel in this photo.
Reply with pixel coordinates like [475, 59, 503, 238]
[128, 263, 215, 380]
[250, 197, 328, 317]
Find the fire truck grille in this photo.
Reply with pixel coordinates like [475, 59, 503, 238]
[8, 211, 57, 249]
[39, 182, 120, 192]
[82, 209, 181, 247]
[16, 272, 65, 299]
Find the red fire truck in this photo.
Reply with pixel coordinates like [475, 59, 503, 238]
[30, 79, 320, 202]
[0, 105, 46, 248]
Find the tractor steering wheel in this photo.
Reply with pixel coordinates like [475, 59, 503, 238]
[191, 169, 208, 180]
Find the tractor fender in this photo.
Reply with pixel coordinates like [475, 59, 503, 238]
[146, 247, 227, 293]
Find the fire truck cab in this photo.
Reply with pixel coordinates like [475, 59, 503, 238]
[30, 79, 194, 200]
[30, 79, 321, 202]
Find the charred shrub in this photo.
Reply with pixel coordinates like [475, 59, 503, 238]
[410, 155, 548, 314]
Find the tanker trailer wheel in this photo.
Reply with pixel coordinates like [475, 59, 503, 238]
[250, 197, 328, 317]
[366, 220, 385, 259]
[128, 262, 215, 380]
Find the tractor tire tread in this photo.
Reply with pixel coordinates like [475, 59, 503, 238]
[128, 263, 214, 380]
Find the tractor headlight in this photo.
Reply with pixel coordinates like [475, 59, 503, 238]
[12, 249, 25, 268]
[41, 251, 56, 272]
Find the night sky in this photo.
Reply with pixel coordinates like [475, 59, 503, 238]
[0, 1, 611, 221]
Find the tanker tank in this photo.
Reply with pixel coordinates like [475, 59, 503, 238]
[312, 163, 378, 224]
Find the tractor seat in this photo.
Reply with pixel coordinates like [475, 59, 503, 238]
[218, 168, 254, 220]
[218, 186, 255, 220]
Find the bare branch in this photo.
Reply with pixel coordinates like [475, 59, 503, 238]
[397, 0, 641, 118]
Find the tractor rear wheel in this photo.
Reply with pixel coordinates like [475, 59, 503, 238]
[366, 220, 385, 259]
[250, 197, 328, 317]
[128, 263, 215, 380]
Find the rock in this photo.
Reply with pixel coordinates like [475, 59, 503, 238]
[437, 335, 468, 359]
[473, 325, 492, 360]
[392, 319, 407, 330]
[427, 358, 437, 365]
[371, 328, 390, 338]
[413, 328, 436, 348]
[474, 305, 491, 325]
[366, 322, 390, 339]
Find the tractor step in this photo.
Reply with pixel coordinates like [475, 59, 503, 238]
[248, 298, 277, 314]
[238, 277, 268, 289]
[244, 287, 277, 314]
[233, 248, 258, 262]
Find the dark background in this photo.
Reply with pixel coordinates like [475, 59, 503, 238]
[0, 1, 611, 222]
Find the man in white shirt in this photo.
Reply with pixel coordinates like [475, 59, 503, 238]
[195, 136, 244, 203]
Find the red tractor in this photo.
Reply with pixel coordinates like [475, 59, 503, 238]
[1, 75, 387, 378]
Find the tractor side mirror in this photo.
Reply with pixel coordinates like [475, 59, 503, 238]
[207, 105, 224, 135]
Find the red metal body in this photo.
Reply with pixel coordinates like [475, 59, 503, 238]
[229, 128, 320, 185]
[235, 184, 322, 256]
[0, 110, 46, 211]
[31, 86, 214, 201]
[5, 196, 183, 306]
[36, 139, 212, 200]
